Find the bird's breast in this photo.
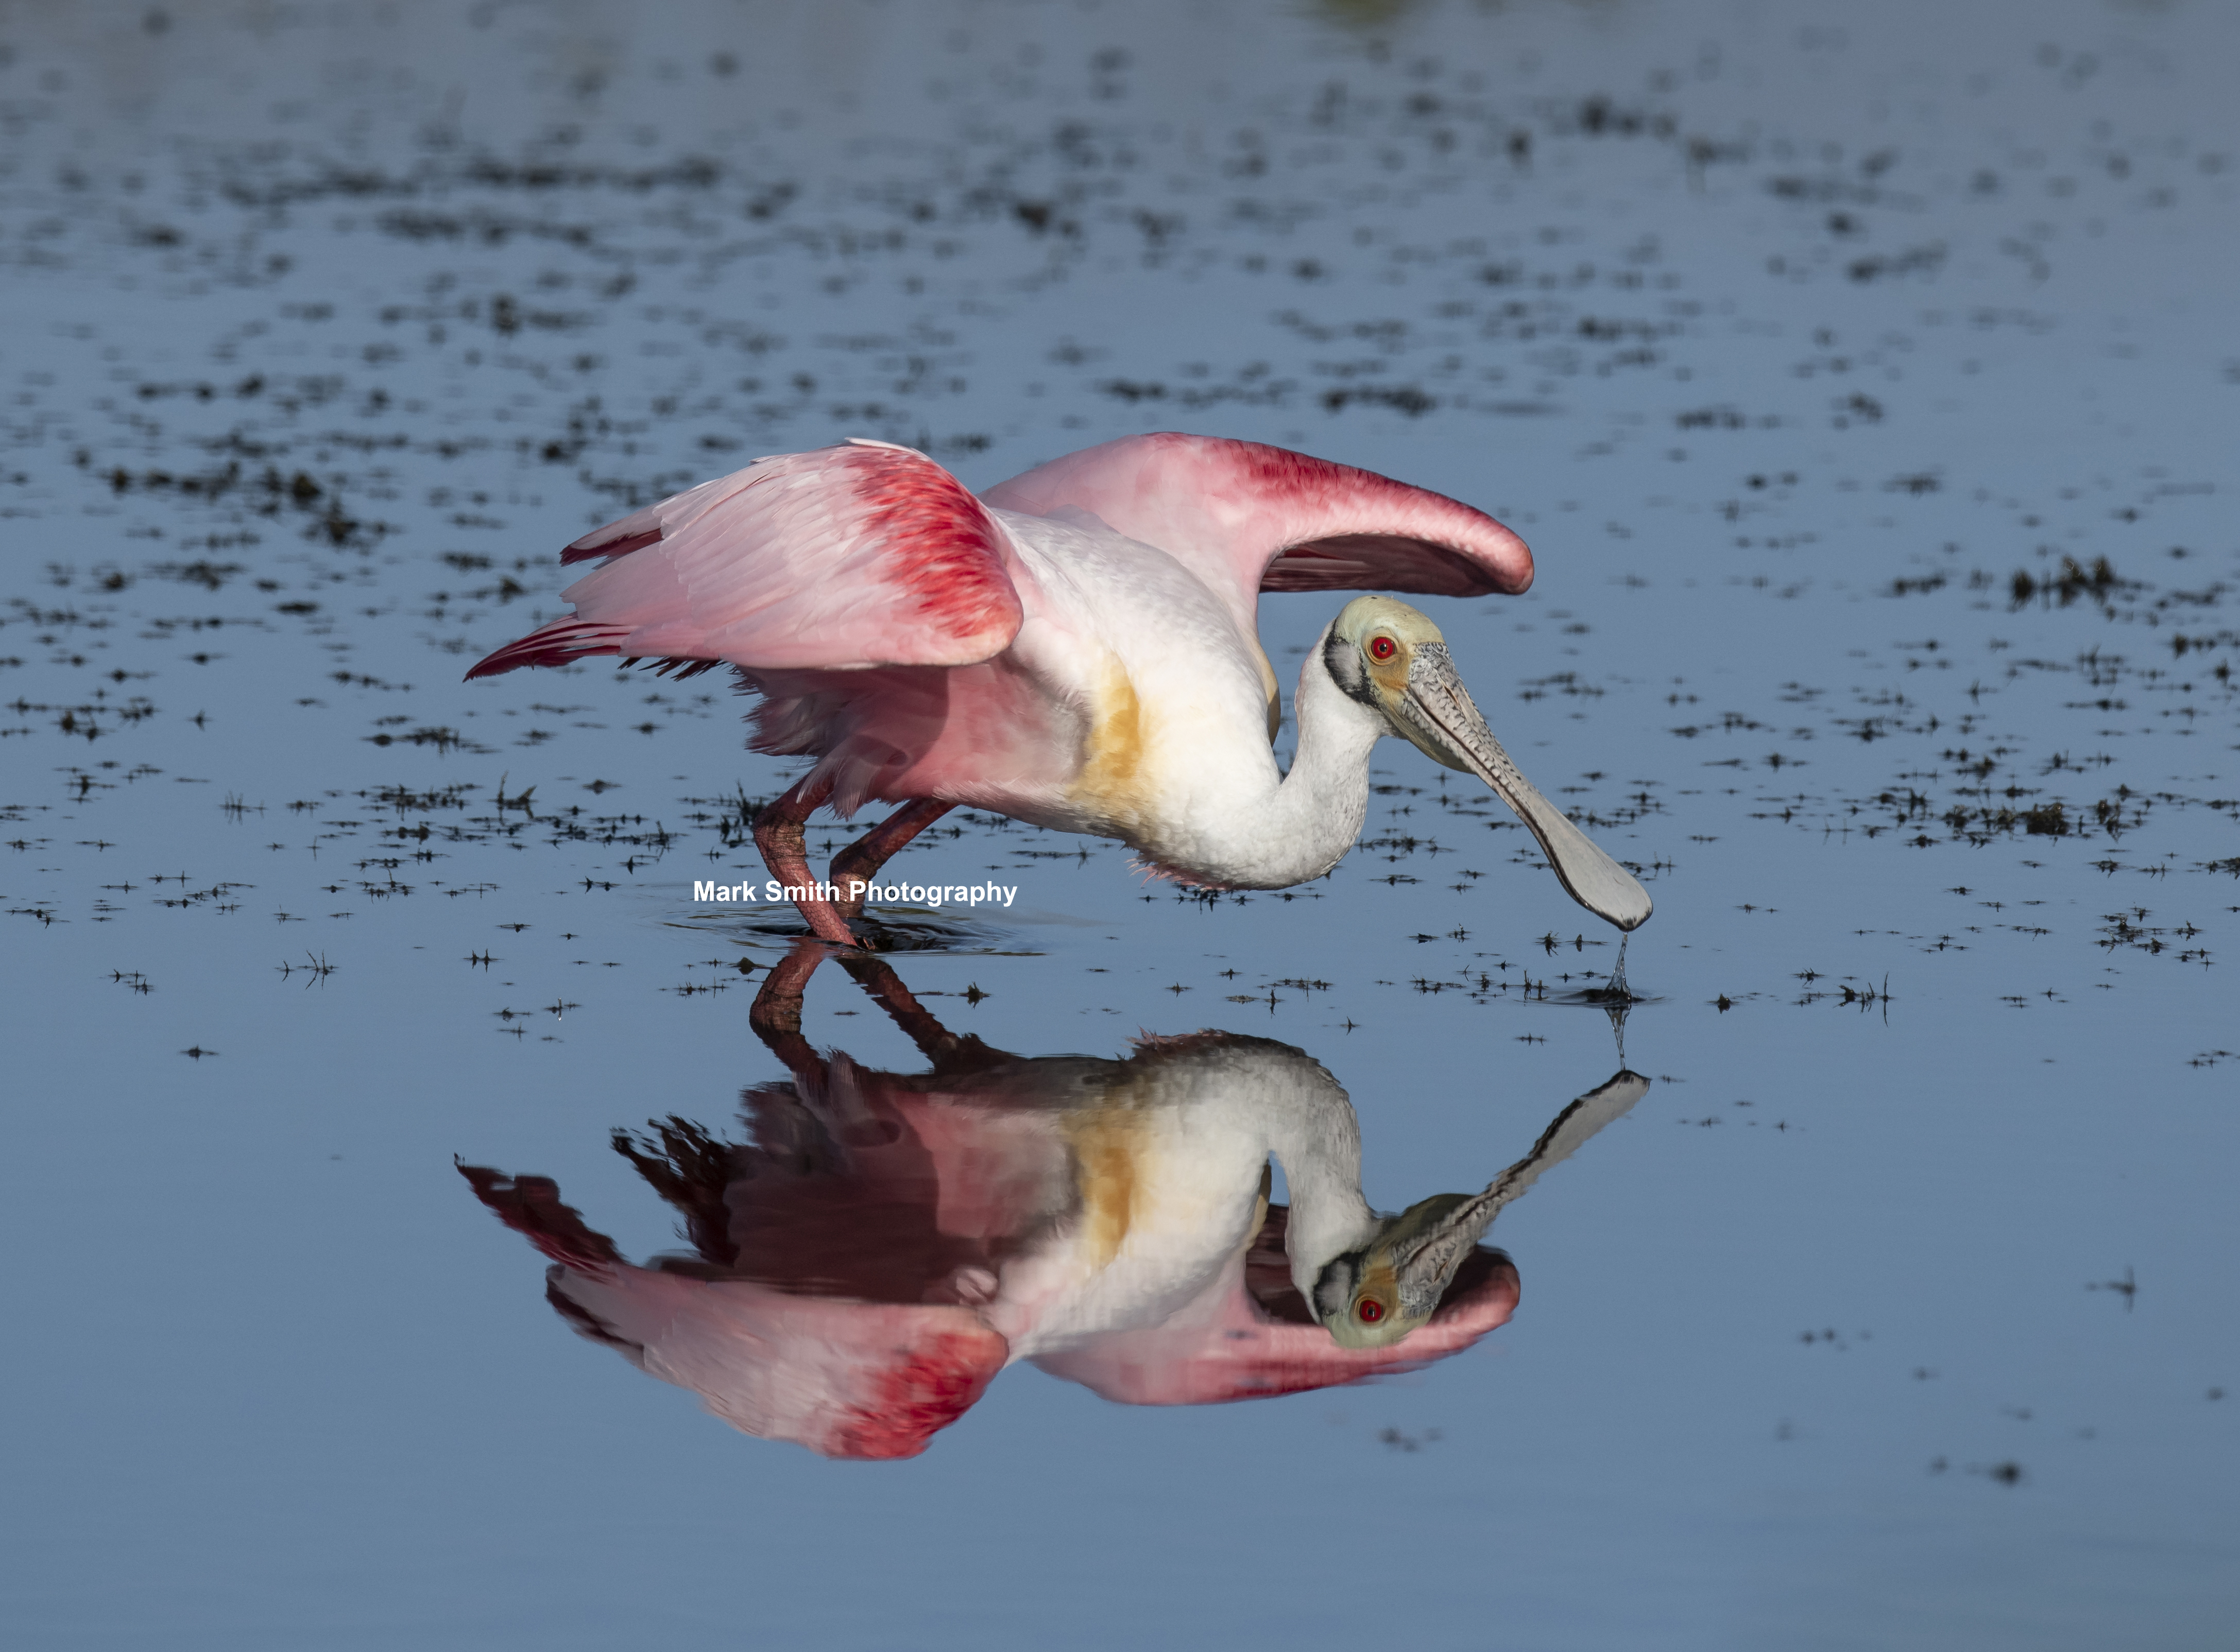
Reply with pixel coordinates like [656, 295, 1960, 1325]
[987, 1104, 1270, 1355]
[1054, 648, 1287, 857]
[1066, 658, 1153, 835]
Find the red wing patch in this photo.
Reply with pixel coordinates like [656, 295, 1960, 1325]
[982, 431, 1533, 607]
[849, 444, 1023, 652]
[825, 1324, 1008, 1460]
[468, 442, 1022, 679]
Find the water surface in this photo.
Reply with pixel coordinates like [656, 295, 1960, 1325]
[2, 2, 2234, 1647]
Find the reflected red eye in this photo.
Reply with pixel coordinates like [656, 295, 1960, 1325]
[1369, 635, 1397, 662]
[1357, 1299, 1385, 1323]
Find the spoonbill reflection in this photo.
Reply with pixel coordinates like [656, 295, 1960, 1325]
[468, 435, 1651, 943]
[460, 945, 1649, 1458]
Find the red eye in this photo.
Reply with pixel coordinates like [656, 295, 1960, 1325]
[1369, 635, 1397, 662]
[1357, 1299, 1385, 1323]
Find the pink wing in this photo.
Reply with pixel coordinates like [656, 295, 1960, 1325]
[466, 440, 1023, 678]
[980, 433, 1534, 624]
[1029, 1245, 1520, 1406]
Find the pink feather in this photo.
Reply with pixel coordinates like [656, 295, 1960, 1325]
[467, 440, 1022, 678]
[981, 431, 1535, 622]
[1030, 1209, 1520, 1406]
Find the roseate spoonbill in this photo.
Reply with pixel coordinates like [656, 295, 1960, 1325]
[468, 434, 1651, 942]
[461, 947, 1648, 1458]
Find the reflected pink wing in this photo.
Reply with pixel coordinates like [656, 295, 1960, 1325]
[1029, 1247, 1520, 1406]
[551, 1264, 1007, 1462]
[460, 1161, 1005, 1460]
[467, 440, 1023, 678]
[981, 432, 1533, 625]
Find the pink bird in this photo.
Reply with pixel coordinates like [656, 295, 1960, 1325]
[460, 951, 1645, 1459]
[469, 433, 1651, 943]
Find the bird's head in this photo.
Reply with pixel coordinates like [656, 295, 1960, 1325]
[1310, 1192, 1492, 1349]
[1323, 596, 1652, 932]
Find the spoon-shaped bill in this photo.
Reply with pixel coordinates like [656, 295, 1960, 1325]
[1389, 1067, 1651, 1298]
[1320, 1068, 1653, 1347]
[1396, 645, 1653, 931]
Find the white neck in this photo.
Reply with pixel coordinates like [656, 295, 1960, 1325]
[1187, 635, 1386, 888]
[1098, 1037, 1383, 1309]
[1246, 1055, 1382, 1305]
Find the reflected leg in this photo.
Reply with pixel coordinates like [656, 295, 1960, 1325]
[748, 937, 833, 1061]
[838, 951, 1004, 1075]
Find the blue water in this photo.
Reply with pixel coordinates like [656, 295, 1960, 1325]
[2, 2, 2233, 1646]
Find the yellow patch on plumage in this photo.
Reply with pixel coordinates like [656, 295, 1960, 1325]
[1069, 658, 1152, 828]
[1251, 641, 1280, 743]
[1065, 1106, 1148, 1272]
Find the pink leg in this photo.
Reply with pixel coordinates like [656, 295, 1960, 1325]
[751, 772, 860, 946]
[829, 798, 955, 923]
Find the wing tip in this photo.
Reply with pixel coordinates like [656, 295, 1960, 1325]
[464, 620, 632, 680]
[560, 525, 663, 566]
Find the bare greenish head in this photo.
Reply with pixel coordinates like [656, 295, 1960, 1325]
[1324, 595, 1653, 932]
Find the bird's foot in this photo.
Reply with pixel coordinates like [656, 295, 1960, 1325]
[798, 899, 867, 948]
[748, 772, 868, 946]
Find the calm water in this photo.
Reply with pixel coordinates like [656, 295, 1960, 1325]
[3, 2, 2234, 1646]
